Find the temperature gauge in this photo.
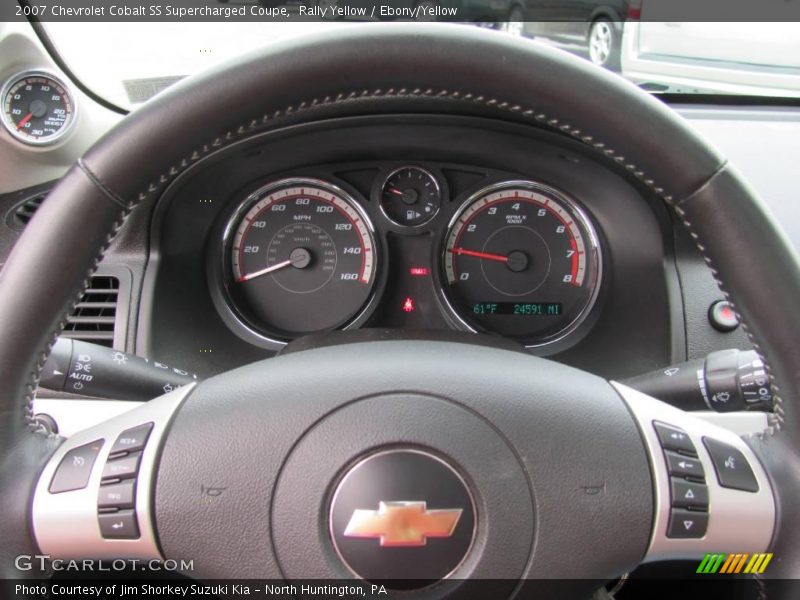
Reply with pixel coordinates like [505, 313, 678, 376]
[1, 71, 76, 145]
[379, 166, 441, 227]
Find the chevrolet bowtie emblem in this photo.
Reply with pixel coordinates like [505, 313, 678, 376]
[343, 501, 462, 547]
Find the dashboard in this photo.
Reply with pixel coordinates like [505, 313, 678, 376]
[2, 23, 798, 593]
[4, 22, 797, 393]
[139, 115, 677, 379]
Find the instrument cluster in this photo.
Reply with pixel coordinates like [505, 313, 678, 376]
[209, 162, 604, 353]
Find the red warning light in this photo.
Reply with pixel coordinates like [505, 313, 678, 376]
[402, 296, 416, 313]
[409, 267, 430, 276]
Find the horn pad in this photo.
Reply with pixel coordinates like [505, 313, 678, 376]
[329, 449, 476, 586]
[271, 393, 534, 593]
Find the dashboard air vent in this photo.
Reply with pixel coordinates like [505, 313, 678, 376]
[9, 192, 47, 229]
[63, 276, 119, 347]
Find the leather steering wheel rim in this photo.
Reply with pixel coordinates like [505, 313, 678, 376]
[1, 23, 799, 591]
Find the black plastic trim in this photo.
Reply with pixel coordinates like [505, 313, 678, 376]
[659, 93, 800, 108]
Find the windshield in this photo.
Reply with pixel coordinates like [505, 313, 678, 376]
[42, 19, 800, 111]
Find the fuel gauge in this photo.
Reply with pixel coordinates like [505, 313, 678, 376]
[380, 166, 441, 227]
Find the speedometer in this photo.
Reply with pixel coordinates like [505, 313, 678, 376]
[441, 181, 601, 347]
[221, 178, 379, 343]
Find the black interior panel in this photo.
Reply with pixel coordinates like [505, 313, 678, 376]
[139, 115, 677, 380]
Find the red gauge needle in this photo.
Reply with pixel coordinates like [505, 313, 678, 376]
[449, 247, 509, 263]
[236, 259, 293, 283]
[237, 248, 312, 283]
[387, 188, 404, 196]
[17, 113, 33, 130]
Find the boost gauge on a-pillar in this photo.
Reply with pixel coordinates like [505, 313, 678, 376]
[221, 178, 380, 344]
[1, 71, 76, 145]
[441, 181, 602, 347]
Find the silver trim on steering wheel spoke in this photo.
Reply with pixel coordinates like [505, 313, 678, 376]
[613, 382, 775, 562]
[32, 384, 194, 560]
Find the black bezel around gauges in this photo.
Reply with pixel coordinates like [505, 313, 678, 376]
[438, 180, 603, 349]
[211, 177, 384, 350]
[149, 116, 671, 375]
[0, 70, 77, 146]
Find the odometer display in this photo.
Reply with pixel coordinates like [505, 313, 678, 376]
[224, 178, 378, 341]
[442, 181, 601, 346]
[472, 302, 562, 316]
[1, 71, 75, 145]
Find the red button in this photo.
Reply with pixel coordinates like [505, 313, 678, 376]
[709, 300, 740, 332]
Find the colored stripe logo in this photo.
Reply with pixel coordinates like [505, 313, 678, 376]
[697, 553, 773, 574]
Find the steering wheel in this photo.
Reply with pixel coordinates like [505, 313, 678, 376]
[2, 25, 799, 598]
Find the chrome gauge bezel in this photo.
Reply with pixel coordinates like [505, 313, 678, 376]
[378, 165, 443, 229]
[0, 69, 77, 146]
[437, 180, 603, 350]
[212, 177, 383, 350]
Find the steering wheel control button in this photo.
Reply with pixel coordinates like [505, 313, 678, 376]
[703, 437, 759, 493]
[97, 426, 151, 540]
[653, 422, 697, 455]
[101, 451, 142, 481]
[664, 450, 705, 480]
[667, 508, 709, 539]
[708, 300, 740, 332]
[97, 479, 136, 510]
[48, 439, 104, 494]
[110, 422, 153, 456]
[98, 509, 140, 539]
[670, 478, 709, 509]
[329, 449, 475, 586]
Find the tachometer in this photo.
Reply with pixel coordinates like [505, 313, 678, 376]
[1, 71, 76, 145]
[222, 178, 379, 342]
[441, 181, 601, 347]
